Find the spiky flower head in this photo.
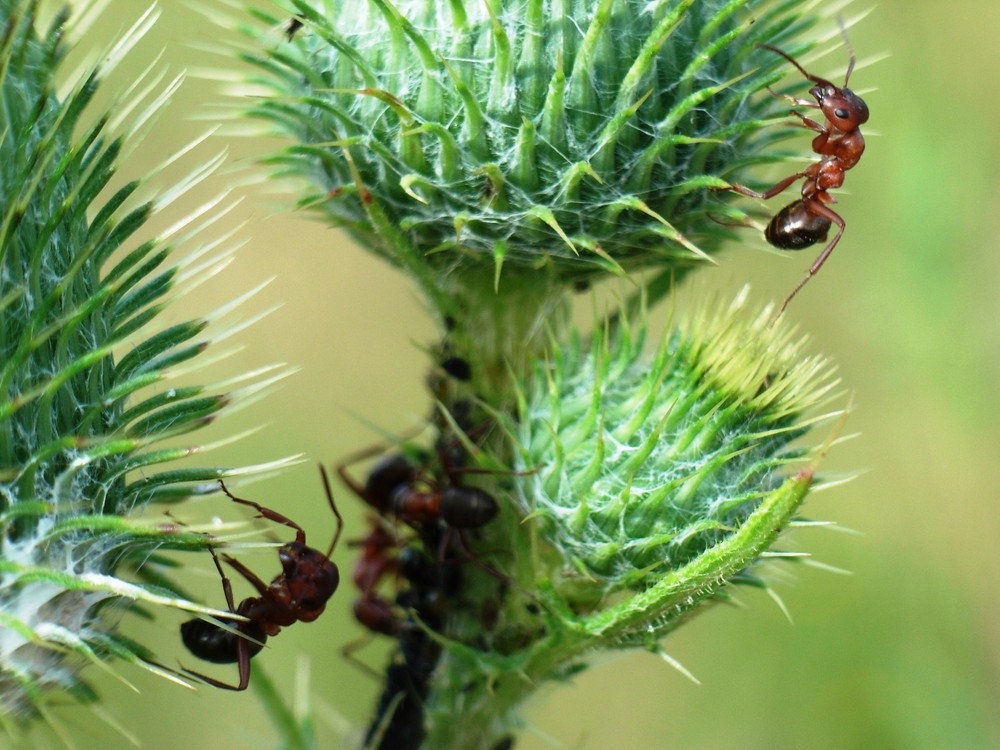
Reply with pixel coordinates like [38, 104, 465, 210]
[246, 0, 813, 292]
[0, 2, 282, 726]
[511, 288, 840, 601]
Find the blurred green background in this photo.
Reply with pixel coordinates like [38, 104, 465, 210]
[21, 0, 1000, 748]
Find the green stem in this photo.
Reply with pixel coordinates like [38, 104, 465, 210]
[437, 266, 569, 410]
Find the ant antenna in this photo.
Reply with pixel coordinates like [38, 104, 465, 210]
[836, 15, 857, 86]
[319, 464, 345, 557]
[759, 44, 837, 90]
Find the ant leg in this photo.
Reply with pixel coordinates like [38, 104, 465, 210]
[159, 516, 234, 608]
[445, 465, 538, 480]
[778, 203, 846, 315]
[707, 210, 767, 233]
[336, 443, 388, 505]
[441, 528, 551, 612]
[218, 479, 306, 545]
[440, 528, 517, 591]
[438, 527, 499, 581]
[181, 656, 250, 692]
[340, 632, 383, 680]
[766, 86, 820, 109]
[221, 554, 271, 596]
[318, 464, 345, 557]
[724, 170, 807, 201]
[204, 544, 238, 612]
[180, 547, 252, 691]
[786, 109, 826, 134]
[181, 647, 251, 691]
[234, 637, 251, 691]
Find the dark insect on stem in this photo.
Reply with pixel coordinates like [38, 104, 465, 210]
[284, 15, 304, 41]
[722, 31, 869, 314]
[441, 355, 472, 382]
[350, 446, 509, 606]
[179, 469, 344, 690]
[339, 437, 506, 749]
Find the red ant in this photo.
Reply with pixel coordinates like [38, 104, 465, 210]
[722, 35, 869, 314]
[337, 449, 499, 532]
[179, 469, 343, 690]
[338, 442, 511, 610]
[351, 519, 402, 636]
[390, 480, 498, 529]
[350, 521, 470, 639]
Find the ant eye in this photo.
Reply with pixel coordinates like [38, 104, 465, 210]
[834, 108, 849, 119]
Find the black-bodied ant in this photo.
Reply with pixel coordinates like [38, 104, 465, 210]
[721, 34, 869, 314]
[179, 469, 343, 690]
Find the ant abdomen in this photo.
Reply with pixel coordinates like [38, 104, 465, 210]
[439, 486, 498, 529]
[180, 617, 267, 665]
[765, 199, 832, 250]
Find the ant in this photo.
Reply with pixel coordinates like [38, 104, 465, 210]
[338, 449, 499, 533]
[390, 477, 498, 530]
[350, 524, 457, 637]
[351, 519, 403, 636]
[721, 34, 869, 314]
[179, 469, 343, 690]
[362, 569, 449, 750]
[340, 448, 501, 599]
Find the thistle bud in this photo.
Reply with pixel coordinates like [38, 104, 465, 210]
[247, 1, 810, 290]
[512, 288, 840, 602]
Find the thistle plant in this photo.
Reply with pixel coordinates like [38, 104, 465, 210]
[232, 1, 855, 748]
[0, 1, 286, 733]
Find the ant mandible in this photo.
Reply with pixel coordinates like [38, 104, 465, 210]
[723, 35, 869, 314]
[179, 468, 344, 690]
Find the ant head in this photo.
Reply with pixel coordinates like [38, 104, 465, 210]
[811, 83, 869, 131]
[280, 541, 341, 612]
[759, 44, 869, 132]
